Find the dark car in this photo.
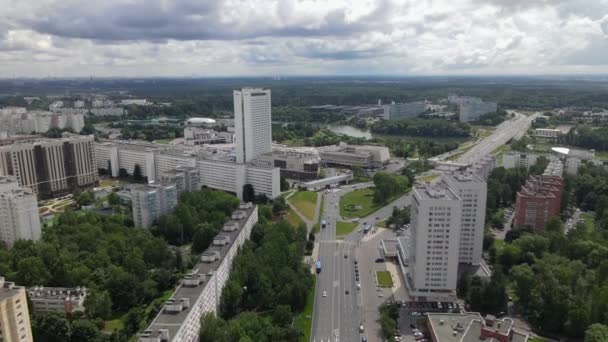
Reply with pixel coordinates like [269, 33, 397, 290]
[375, 258, 385, 263]
[345, 290, 350, 295]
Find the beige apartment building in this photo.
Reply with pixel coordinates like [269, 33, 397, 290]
[0, 277, 33, 342]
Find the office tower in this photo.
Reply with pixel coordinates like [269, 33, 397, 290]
[382, 101, 426, 120]
[234, 88, 272, 163]
[442, 171, 487, 265]
[0, 135, 98, 199]
[0, 277, 34, 342]
[0, 177, 41, 247]
[408, 182, 462, 299]
[130, 182, 178, 228]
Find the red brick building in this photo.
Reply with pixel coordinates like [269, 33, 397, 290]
[514, 162, 564, 232]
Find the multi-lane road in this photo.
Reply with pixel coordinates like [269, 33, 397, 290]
[311, 111, 535, 342]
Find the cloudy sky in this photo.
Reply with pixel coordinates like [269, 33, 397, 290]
[1, 0, 607, 77]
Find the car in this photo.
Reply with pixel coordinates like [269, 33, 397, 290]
[410, 324, 416, 329]
[378, 292, 384, 297]
[354, 260, 358, 265]
[345, 290, 350, 295]
[375, 258, 385, 263]
[357, 283, 361, 290]
[361, 336, 367, 342]
[322, 291, 327, 297]
[412, 312, 421, 316]
[359, 325, 364, 333]
[344, 254, 348, 259]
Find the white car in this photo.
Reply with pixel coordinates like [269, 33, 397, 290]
[322, 291, 327, 297]
[357, 283, 361, 290]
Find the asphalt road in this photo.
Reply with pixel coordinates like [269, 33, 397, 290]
[310, 112, 535, 342]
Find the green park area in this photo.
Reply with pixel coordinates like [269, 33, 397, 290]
[294, 277, 316, 342]
[284, 207, 305, 228]
[340, 187, 378, 219]
[287, 191, 318, 221]
[336, 221, 358, 237]
[376, 271, 394, 287]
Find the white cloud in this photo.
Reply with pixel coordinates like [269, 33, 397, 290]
[0, 0, 607, 76]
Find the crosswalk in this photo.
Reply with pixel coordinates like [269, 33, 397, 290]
[312, 329, 340, 342]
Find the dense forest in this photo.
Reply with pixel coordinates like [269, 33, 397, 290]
[370, 119, 471, 137]
[199, 215, 313, 341]
[0, 210, 178, 342]
[560, 126, 608, 151]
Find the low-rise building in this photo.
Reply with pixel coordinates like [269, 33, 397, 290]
[89, 107, 124, 116]
[0, 277, 34, 342]
[448, 96, 497, 123]
[427, 313, 528, 342]
[183, 126, 234, 146]
[27, 286, 87, 315]
[318, 143, 390, 168]
[138, 203, 258, 342]
[253, 145, 320, 181]
[534, 128, 561, 139]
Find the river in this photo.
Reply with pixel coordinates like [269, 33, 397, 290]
[325, 124, 373, 139]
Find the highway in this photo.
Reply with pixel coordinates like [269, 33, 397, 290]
[310, 111, 535, 342]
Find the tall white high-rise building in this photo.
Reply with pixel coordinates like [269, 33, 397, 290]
[442, 171, 487, 265]
[234, 88, 272, 163]
[408, 182, 462, 300]
[0, 176, 41, 247]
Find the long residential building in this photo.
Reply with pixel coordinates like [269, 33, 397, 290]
[514, 160, 564, 232]
[382, 101, 427, 120]
[442, 172, 487, 265]
[26, 286, 87, 315]
[0, 177, 41, 247]
[408, 182, 462, 300]
[138, 203, 258, 342]
[447, 96, 497, 123]
[0, 277, 34, 342]
[502, 152, 538, 169]
[0, 107, 84, 134]
[0, 135, 98, 199]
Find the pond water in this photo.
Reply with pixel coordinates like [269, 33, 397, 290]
[326, 124, 373, 139]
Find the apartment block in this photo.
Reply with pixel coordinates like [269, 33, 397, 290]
[130, 182, 178, 228]
[408, 183, 462, 300]
[0, 135, 98, 199]
[0, 177, 41, 247]
[234, 88, 272, 163]
[448, 96, 497, 123]
[154, 150, 197, 179]
[160, 167, 200, 196]
[469, 155, 496, 181]
[535, 128, 561, 139]
[27, 286, 87, 315]
[442, 172, 487, 265]
[502, 152, 538, 169]
[382, 101, 427, 120]
[138, 203, 258, 342]
[0, 277, 33, 342]
[514, 160, 564, 232]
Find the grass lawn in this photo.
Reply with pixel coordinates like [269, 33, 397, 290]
[493, 239, 505, 251]
[528, 337, 547, 342]
[103, 316, 125, 333]
[418, 174, 439, 183]
[376, 271, 394, 288]
[295, 276, 316, 342]
[288, 191, 318, 221]
[313, 195, 325, 234]
[340, 188, 378, 219]
[154, 138, 173, 144]
[285, 207, 306, 228]
[336, 221, 358, 237]
[99, 179, 124, 187]
[596, 150, 608, 161]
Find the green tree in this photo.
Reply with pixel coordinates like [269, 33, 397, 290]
[16, 256, 50, 286]
[242, 184, 255, 203]
[199, 313, 228, 342]
[272, 305, 293, 327]
[32, 313, 71, 342]
[585, 324, 608, 342]
[75, 190, 95, 206]
[85, 290, 113, 320]
[70, 320, 100, 342]
[107, 192, 120, 206]
[133, 164, 143, 182]
[280, 176, 289, 191]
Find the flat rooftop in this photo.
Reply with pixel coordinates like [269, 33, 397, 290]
[144, 204, 256, 339]
[427, 313, 527, 342]
[413, 183, 459, 201]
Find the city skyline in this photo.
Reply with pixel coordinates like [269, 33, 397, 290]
[1, 0, 607, 77]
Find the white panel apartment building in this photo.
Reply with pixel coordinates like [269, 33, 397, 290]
[0, 176, 41, 247]
[130, 183, 178, 228]
[408, 183, 462, 300]
[138, 203, 258, 342]
[234, 88, 272, 163]
[442, 172, 487, 265]
[503, 152, 538, 169]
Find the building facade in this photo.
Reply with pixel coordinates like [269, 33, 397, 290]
[0, 177, 41, 247]
[138, 204, 258, 342]
[27, 287, 87, 315]
[0, 136, 98, 199]
[442, 172, 487, 265]
[318, 143, 390, 168]
[160, 167, 200, 196]
[502, 152, 538, 169]
[253, 146, 320, 181]
[382, 101, 426, 120]
[0, 277, 34, 342]
[535, 128, 561, 139]
[514, 160, 564, 231]
[130, 183, 178, 228]
[234, 88, 272, 163]
[408, 183, 462, 300]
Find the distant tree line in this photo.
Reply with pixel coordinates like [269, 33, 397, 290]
[370, 119, 471, 137]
